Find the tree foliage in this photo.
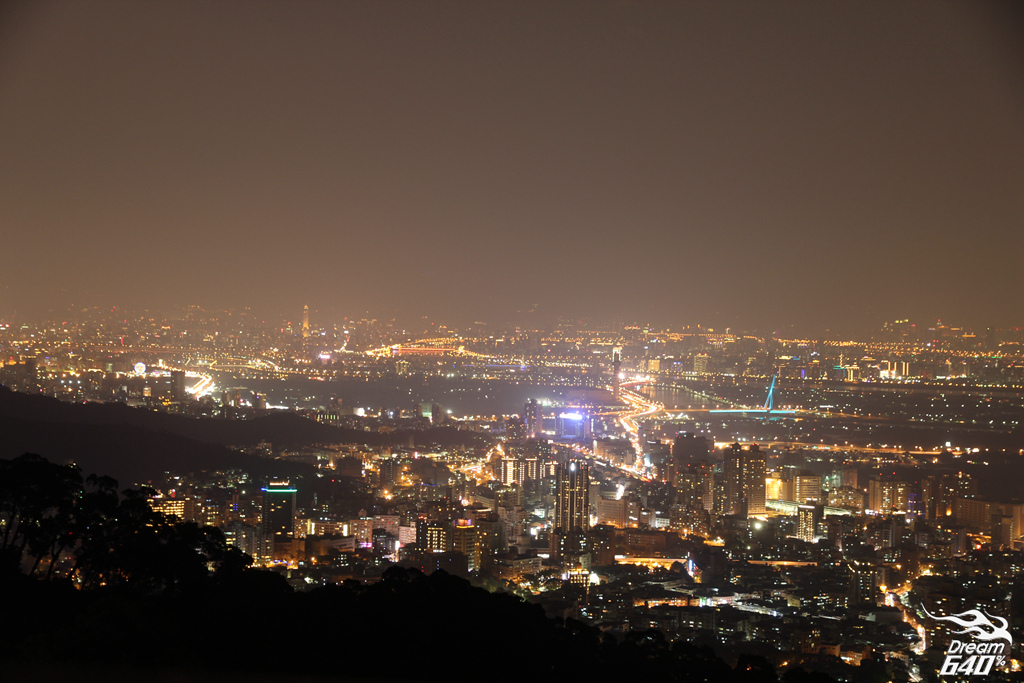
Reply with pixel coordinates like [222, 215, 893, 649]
[0, 453, 242, 591]
[0, 454, 844, 682]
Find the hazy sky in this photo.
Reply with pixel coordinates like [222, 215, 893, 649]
[1, 1, 1022, 333]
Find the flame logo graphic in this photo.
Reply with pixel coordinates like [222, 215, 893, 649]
[922, 606, 1012, 643]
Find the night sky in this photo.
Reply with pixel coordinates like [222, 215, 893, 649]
[1, 1, 1022, 334]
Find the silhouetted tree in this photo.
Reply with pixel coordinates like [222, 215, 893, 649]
[0, 454, 244, 593]
[0, 454, 840, 682]
[0, 453, 83, 576]
[72, 487, 231, 593]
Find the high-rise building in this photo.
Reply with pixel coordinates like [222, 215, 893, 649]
[523, 457, 541, 482]
[149, 495, 187, 521]
[671, 432, 711, 465]
[712, 461, 728, 514]
[499, 458, 525, 486]
[937, 471, 976, 518]
[169, 370, 186, 401]
[504, 416, 527, 441]
[417, 521, 451, 553]
[839, 466, 859, 489]
[473, 516, 501, 573]
[794, 474, 822, 504]
[556, 412, 588, 439]
[588, 525, 617, 565]
[524, 398, 543, 437]
[556, 460, 590, 533]
[724, 443, 766, 517]
[372, 528, 399, 557]
[828, 486, 865, 511]
[668, 432, 711, 486]
[378, 458, 401, 489]
[373, 514, 401, 538]
[302, 305, 310, 338]
[868, 475, 909, 513]
[848, 560, 878, 606]
[495, 484, 523, 509]
[675, 460, 713, 510]
[452, 524, 477, 569]
[542, 460, 559, 479]
[595, 496, 627, 528]
[525, 438, 553, 461]
[612, 347, 622, 400]
[797, 504, 820, 542]
[261, 480, 297, 561]
[222, 521, 260, 558]
[350, 517, 373, 545]
[693, 353, 709, 374]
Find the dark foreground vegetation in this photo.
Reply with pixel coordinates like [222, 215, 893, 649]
[1, 453, 842, 683]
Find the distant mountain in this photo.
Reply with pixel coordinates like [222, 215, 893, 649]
[0, 387, 490, 485]
[0, 386, 369, 447]
[0, 412, 271, 486]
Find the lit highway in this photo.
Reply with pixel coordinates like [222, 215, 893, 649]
[185, 371, 215, 398]
[609, 381, 664, 475]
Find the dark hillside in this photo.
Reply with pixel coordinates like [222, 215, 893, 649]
[0, 387, 491, 482]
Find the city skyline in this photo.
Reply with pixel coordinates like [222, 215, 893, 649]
[2, 299, 1020, 344]
[1, 1, 1022, 334]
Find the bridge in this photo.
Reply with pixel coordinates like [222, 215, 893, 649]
[705, 375, 796, 415]
[657, 375, 891, 422]
[659, 375, 799, 417]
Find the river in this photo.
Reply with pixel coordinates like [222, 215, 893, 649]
[208, 373, 593, 417]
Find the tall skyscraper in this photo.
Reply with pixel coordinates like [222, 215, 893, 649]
[261, 480, 297, 561]
[556, 460, 590, 533]
[524, 398, 543, 438]
[612, 347, 622, 400]
[724, 443, 766, 517]
[169, 370, 186, 401]
[302, 305, 310, 338]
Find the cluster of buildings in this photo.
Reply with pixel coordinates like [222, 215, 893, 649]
[3, 309, 1024, 678]
[138, 422, 1022, 678]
